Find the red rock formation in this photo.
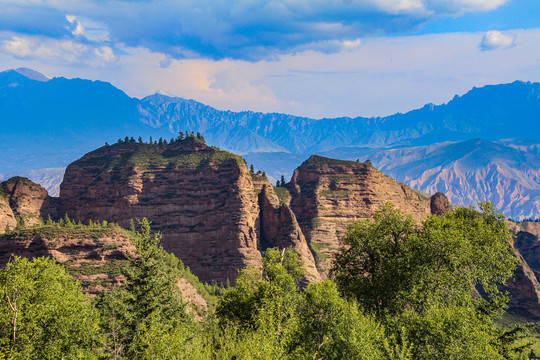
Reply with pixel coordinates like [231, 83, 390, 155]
[287, 155, 433, 275]
[0, 177, 58, 229]
[430, 191, 452, 215]
[258, 185, 320, 283]
[59, 138, 261, 283]
[0, 227, 136, 295]
[0, 195, 16, 233]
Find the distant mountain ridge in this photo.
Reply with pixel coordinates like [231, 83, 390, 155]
[137, 80, 540, 154]
[1, 68, 539, 218]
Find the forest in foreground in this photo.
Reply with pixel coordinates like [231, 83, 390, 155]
[0, 204, 539, 359]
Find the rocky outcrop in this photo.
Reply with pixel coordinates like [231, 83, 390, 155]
[0, 227, 136, 295]
[287, 156, 433, 275]
[0, 195, 16, 233]
[59, 138, 261, 283]
[503, 221, 540, 320]
[258, 185, 320, 283]
[505, 248, 540, 321]
[0, 177, 58, 230]
[430, 192, 452, 215]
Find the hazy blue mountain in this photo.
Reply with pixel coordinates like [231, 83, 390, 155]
[138, 81, 540, 154]
[2, 68, 540, 217]
[0, 69, 171, 173]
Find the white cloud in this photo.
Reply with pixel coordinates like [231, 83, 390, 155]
[66, 14, 84, 36]
[1, 33, 116, 67]
[479, 30, 516, 51]
[0, 0, 513, 60]
[456, 0, 508, 11]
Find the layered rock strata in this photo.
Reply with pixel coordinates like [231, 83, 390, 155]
[0, 177, 57, 231]
[287, 155, 434, 274]
[58, 138, 262, 283]
[0, 227, 135, 295]
[258, 185, 320, 282]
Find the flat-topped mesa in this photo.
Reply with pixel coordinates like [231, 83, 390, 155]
[287, 155, 435, 275]
[0, 177, 58, 230]
[59, 137, 261, 283]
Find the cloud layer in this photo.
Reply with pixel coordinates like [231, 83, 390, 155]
[0, 0, 511, 60]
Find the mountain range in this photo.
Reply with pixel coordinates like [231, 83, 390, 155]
[1, 68, 539, 219]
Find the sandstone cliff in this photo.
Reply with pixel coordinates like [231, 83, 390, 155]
[0, 226, 135, 295]
[0, 177, 57, 231]
[258, 185, 320, 283]
[0, 194, 16, 234]
[287, 155, 434, 274]
[502, 221, 540, 320]
[59, 138, 261, 283]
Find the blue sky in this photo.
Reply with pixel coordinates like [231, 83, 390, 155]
[1, 0, 539, 118]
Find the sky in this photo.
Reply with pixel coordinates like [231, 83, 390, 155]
[1, 0, 539, 118]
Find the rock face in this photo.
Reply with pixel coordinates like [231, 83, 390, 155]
[430, 192, 452, 215]
[0, 195, 16, 233]
[0, 227, 136, 295]
[503, 221, 540, 320]
[59, 138, 262, 283]
[287, 156, 433, 275]
[0, 177, 57, 231]
[258, 185, 320, 283]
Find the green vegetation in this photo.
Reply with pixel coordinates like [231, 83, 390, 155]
[306, 155, 364, 167]
[0, 257, 99, 358]
[87, 135, 245, 170]
[274, 186, 291, 203]
[0, 215, 126, 242]
[331, 203, 535, 359]
[0, 206, 537, 359]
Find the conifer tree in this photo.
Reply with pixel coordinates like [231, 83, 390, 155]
[250, 164, 255, 173]
[63, 213, 72, 227]
[178, 131, 184, 140]
[280, 175, 286, 186]
[138, 136, 143, 143]
[119, 218, 186, 357]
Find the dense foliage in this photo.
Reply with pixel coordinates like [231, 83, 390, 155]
[0, 206, 537, 359]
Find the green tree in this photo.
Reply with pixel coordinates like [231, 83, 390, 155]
[280, 175, 286, 186]
[97, 218, 187, 359]
[331, 203, 529, 358]
[0, 257, 99, 359]
[216, 248, 303, 331]
[290, 280, 390, 360]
